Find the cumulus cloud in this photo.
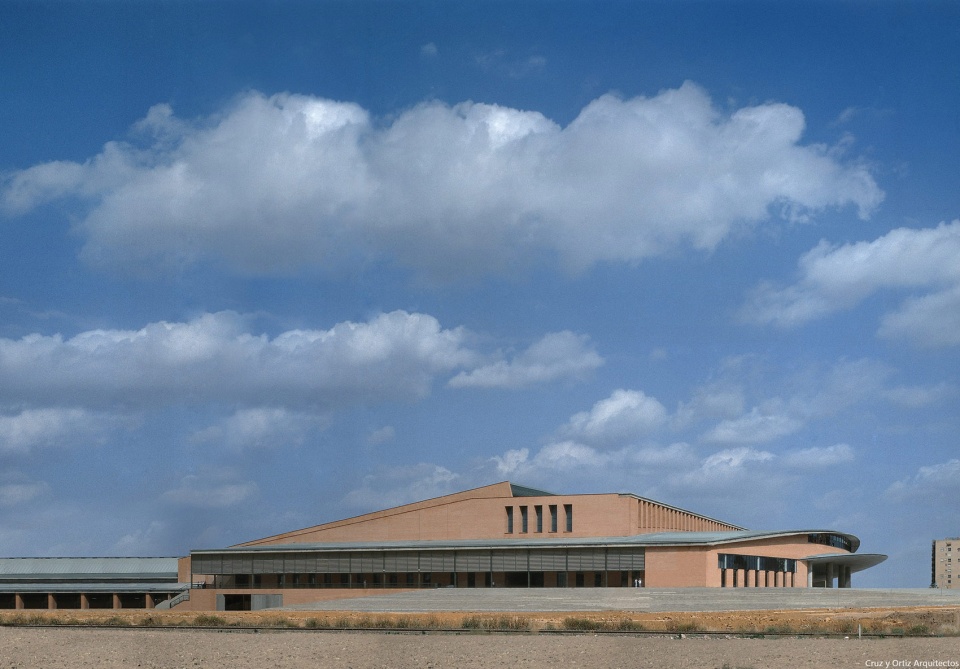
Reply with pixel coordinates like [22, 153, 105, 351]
[2, 83, 882, 279]
[692, 357, 907, 447]
[741, 221, 960, 346]
[190, 408, 329, 450]
[878, 283, 960, 347]
[887, 459, 960, 501]
[558, 389, 667, 446]
[702, 407, 803, 444]
[161, 470, 258, 509]
[367, 425, 396, 445]
[783, 443, 854, 469]
[0, 408, 126, 455]
[342, 463, 461, 511]
[0, 310, 477, 411]
[447, 331, 602, 389]
[0, 480, 50, 507]
[883, 382, 955, 408]
[674, 447, 775, 489]
[673, 384, 746, 429]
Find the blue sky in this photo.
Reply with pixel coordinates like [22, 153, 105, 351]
[1, 1, 958, 587]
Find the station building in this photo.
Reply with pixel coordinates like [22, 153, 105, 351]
[175, 482, 887, 611]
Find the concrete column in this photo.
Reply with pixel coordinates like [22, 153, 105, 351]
[80, 593, 89, 609]
[826, 563, 836, 588]
[145, 593, 155, 609]
[746, 570, 754, 587]
[48, 593, 57, 610]
[15, 593, 24, 610]
[840, 565, 852, 588]
[112, 593, 121, 609]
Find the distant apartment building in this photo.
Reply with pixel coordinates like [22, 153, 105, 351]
[932, 538, 959, 589]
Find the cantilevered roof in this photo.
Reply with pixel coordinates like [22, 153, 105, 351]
[804, 553, 888, 573]
[194, 530, 863, 555]
[0, 557, 179, 581]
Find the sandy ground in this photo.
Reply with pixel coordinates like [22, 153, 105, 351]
[2, 626, 960, 669]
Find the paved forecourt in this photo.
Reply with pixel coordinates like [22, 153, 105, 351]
[280, 587, 960, 613]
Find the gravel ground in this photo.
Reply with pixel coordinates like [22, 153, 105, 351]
[2, 627, 959, 669]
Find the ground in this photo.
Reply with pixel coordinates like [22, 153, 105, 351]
[1, 626, 959, 669]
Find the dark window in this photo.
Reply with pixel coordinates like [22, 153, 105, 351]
[505, 506, 514, 534]
[564, 504, 573, 532]
[535, 505, 543, 533]
[520, 506, 528, 533]
[549, 505, 558, 532]
[807, 533, 852, 552]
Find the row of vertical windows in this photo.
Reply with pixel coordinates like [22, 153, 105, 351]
[718, 553, 796, 573]
[506, 504, 572, 534]
[807, 533, 852, 552]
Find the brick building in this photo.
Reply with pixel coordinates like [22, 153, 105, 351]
[175, 482, 886, 611]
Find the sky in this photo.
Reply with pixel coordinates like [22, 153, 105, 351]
[0, 1, 958, 588]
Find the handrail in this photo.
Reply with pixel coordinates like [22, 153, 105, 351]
[155, 588, 190, 610]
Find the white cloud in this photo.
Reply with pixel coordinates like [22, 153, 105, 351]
[783, 443, 854, 469]
[703, 407, 803, 444]
[493, 448, 531, 477]
[883, 382, 954, 408]
[878, 283, 960, 347]
[0, 408, 125, 455]
[0, 310, 477, 411]
[674, 446, 775, 488]
[887, 459, 960, 501]
[0, 480, 49, 507]
[367, 425, 396, 445]
[342, 464, 461, 511]
[673, 384, 745, 429]
[529, 440, 608, 471]
[2, 84, 882, 279]
[191, 408, 329, 450]
[448, 331, 602, 389]
[111, 520, 168, 555]
[559, 389, 667, 447]
[161, 471, 258, 509]
[741, 221, 960, 346]
[420, 43, 438, 57]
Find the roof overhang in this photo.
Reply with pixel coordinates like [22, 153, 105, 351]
[804, 553, 887, 573]
[193, 529, 863, 555]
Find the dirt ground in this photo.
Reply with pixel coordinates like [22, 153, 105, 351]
[1, 626, 959, 669]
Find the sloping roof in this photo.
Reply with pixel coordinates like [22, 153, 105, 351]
[0, 557, 179, 581]
[195, 529, 863, 555]
[510, 483, 556, 497]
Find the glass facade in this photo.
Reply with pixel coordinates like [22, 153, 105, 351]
[807, 533, 852, 552]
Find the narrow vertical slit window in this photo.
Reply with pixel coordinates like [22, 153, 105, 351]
[505, 506, 514, 534]
[564, 504, 573, 532]
[535, 505, 543, 533]
[520, 505, 528, 533]
[549, 505, 558, 532]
